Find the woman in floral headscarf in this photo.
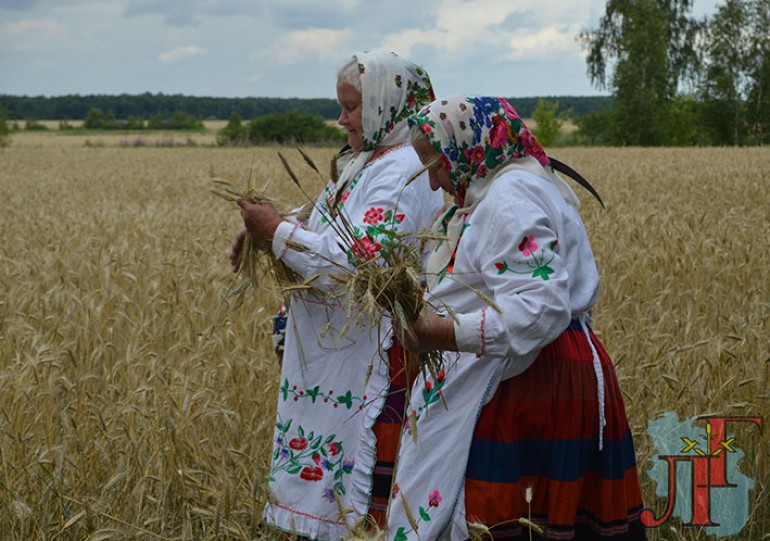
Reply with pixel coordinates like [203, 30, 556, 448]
[233, 53, 443, 540]
[386, 96, 645, 540]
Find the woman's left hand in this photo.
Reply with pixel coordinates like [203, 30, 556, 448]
[237, 199, 282, 241]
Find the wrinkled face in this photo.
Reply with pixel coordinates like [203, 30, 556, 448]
[413, 137, 454, 195]
[336, 80, 363, 152]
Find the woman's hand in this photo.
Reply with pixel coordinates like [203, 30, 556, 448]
[227, 226, 247, 273]
[237, 198, 282, 241]
[397, 307, 457, 353]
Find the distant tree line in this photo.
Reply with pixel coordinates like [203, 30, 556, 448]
[81, 108, 203, 130]
[0, 92, 614, 123]
[0, 93, 343, 122]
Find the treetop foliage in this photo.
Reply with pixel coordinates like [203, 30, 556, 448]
[580, 0, 770, 145]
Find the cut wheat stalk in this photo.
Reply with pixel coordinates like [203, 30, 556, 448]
[274, 149, 447, 379]
[209, 173, 306, 307]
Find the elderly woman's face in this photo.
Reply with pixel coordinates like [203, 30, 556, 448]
[413, 137, 454, 195]
[337, 80, 364, 152]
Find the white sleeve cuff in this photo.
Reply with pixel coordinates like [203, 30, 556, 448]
[453, 309, 486, 355]
[272, 220, 301, 260]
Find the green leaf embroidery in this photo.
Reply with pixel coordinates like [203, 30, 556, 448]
[532, 265, 554, 280]
[338, 391, 354, 409]
[311, 435, 323, 450]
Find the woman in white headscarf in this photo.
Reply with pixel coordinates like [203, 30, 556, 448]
[233, 52, 443, 540]
[386, 96, 645, 541]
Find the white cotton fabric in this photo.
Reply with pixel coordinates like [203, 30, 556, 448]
[387, 168, 600, 541]
[264, 146, 443, 540]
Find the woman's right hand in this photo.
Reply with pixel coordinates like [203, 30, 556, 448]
[228, 226, 247, 273]
[397, 307, 457, 353]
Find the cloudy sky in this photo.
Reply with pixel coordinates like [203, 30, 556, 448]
[0, 0, 719, 99]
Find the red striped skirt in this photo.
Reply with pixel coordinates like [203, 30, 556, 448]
[369, 339, 415, 528]
[464, 321, 646, 540]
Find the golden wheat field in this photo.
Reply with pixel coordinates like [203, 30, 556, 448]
[0, 127, 768, 540]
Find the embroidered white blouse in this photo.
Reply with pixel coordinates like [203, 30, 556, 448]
[263, 145, 443, 540]
[387, 168, 602, 541]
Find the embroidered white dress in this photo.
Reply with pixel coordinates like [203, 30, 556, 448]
[387, 169, 601, 541]
[264, 145, 443, 540]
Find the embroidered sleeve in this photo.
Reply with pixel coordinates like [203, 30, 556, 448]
[454, 186, 572, 358]
[272, 155, 441, 291]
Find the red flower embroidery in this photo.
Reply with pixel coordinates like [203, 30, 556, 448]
[363, 207, 384, 224]
[518, 235, 538, 257]
[392, 483, 400, 499]
[351, 237, 382, 260]
[495, 263, 505, 271]
[436, 369, 446, 382]
[300, 466, 324, 481]
[428, 490, 442, 507]
[425, 380, 433, 392]
[289, 438, 307, 450]
[327, 442, 340, 455]
[312, 453, 321, 464]
[395, 213, 405, 223]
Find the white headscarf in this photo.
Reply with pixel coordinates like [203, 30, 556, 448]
[334, 51, 435, 197]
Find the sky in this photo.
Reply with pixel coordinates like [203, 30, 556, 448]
[0, 0, 720, 100]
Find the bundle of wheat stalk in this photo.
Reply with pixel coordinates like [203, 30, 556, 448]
[209, 170, 306, 307]
[276, 148, 447, 379]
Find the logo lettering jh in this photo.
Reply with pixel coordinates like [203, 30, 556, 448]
[643, 412, 762, 536]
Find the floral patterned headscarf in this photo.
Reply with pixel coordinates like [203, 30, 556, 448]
[407, 95, 575, 206]
[332, 52, 435, 198]
[355, 51, 435, 151]
[408, 96, 581, 287]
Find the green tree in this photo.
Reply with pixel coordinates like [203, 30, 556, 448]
[573, 109, 615, 145]
[745, 0, 770, 142]
[84, 107, 105, 129]
[147, 111, 203, 130]
[125, 115, 145, 130]
[217, 112, 248, 145]
[580, 0, 700, 145]
[699, 0, 751, 145]
[0, 111, 11, 148]
[665, 94, 708, 145]
[242, 111, 345, 146]
[24, 119, 48, 131]
[531, 99, 564, 147]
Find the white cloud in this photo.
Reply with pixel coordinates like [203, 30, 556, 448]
[159, 45, 206, 64]
[504, 24, 584, 61]
[259, 28, 354, 65]
[2, 19, 67, 39]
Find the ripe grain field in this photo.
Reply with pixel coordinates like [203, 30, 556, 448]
[0, 129, 768, 540]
